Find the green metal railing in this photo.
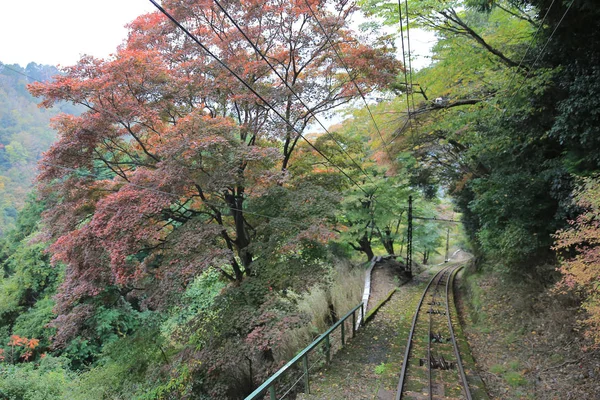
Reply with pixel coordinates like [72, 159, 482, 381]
[245, 302, 364, 400]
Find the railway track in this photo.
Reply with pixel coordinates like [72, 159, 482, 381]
[396, 265, 472, 400]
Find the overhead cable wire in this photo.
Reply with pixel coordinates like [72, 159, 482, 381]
[0, 62, 38, 81]
[148, 0, 369, 195]
[395, 0, 416, 144]
[0, 61, 31, 81]
[502, 0, 557, 93]
[303, 0, 395, 161]
[396, 0, 412, 114]
[519, 0, 574, 81]
[223, 0, 416, 219]
[503, 0, 574, 112]
[402, 0, 417, 116]
[211, 0, 375, 185]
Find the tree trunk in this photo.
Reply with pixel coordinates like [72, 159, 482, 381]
[359, 233, 374, 261]
[225, 188, 253, 280]
[382, 227, 395, 255]
[349, 232, 375, 261]
[422, 250, 429, 265]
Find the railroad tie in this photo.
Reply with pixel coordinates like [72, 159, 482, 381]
[427, 309, 446, 315]
[420, 356, 456, 370]
[430, 332, 447, 343]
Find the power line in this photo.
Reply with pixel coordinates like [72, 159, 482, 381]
[502, 0, 557, 94]
[402, 0, 417, 116]
[412, 216, 460, 223]
[522, 0, 574, 77]
[396, 0, 412, 115]
[504, 0, 573, 111]
[395, 0, 416, 144]
[302, 0, 395, 161]
[148, 0, 369, 195]
[211, 0, 375, 185]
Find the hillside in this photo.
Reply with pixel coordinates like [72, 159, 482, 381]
[0, 62, 77, 234]
[0, 0, 600, 399]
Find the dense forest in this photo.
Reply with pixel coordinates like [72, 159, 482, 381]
[0, 0, 599, 398]
[0, 63, 78, 234]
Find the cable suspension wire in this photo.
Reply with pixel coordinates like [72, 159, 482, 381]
[402, 0, 416, 116]
[503, 0, 573, 112]
[503, 0, 557, 91]
[302, 0, 394, 161]
[395, 0, 415, 144]
[148, 0, 369, 195]
[517, 0, 574, 83]
[211, 0, 375, 185]
[396, 0, 412, 111]
[0, 62, 40, 81]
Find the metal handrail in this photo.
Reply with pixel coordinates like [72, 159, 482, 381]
[245, 301, 364, 400]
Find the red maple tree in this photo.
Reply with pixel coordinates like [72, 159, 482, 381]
[29, 0, 401, 346]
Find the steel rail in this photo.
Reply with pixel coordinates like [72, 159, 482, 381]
[445, 266, 473, 400]
[395, 266, 453, 400]
[429, 268, 451, 400]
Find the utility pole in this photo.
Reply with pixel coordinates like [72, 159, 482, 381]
[406, 195, 413, 277]
[444, 227, 450, 262]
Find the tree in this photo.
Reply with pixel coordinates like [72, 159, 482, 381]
[357, 0, 583, 272]
[29, 0, 401, 347]
[554, 176, 600, 346]
[359, 0, 534, 69]
[0, 194, 59, 362]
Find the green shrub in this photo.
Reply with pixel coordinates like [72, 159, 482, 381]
[504, 370, 526, 387]
[0, 356, 73, 400]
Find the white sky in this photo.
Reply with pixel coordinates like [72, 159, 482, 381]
[0, 0, 156, 67]
[0, 1, 435, 70]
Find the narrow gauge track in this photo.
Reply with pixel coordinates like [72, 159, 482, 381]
[396, 266, 472, 400]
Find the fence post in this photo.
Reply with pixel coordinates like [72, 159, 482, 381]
[361, 303, 364, 326]
[325, 334, 331, 364]
[269, 385, 276, 400]
[341, 319, 345, 346]
[352, 309, 356, 337]
[303, 354, 310, 394]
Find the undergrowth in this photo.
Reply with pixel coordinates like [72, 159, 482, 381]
[459, 263, 600, 399]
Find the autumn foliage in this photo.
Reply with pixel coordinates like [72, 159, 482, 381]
[0, 335, 40, 363]
[554, 177, 600, 346]
[28, 0, 400, 348]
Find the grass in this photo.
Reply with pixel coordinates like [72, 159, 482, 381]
[458, 269, 543, 398]
[374, 362, 390, 375]
[276, 261, 364, 363]
[550, 353, 564, 363]
[330, 264, 364, 317]
[504, 371, 526, 387]
[504, 332, 518, 345]
[490, 364, 506, 374]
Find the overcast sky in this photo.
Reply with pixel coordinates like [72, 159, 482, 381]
[0, 0, 434, 70]
[0, 0, 156, 67]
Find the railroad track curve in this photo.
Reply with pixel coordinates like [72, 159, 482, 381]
[396, 265, 472, 400]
